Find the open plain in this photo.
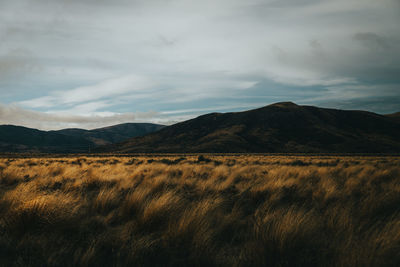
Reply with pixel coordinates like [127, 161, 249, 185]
[0, 155, 400, 266]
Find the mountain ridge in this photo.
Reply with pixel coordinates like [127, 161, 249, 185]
[99, 102, 400, 153]
[1, 102, 399, 154]
[0, 123, 164, 153]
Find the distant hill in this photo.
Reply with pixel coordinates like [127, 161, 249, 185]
[54, 123, 165, 146]
[387, 112, 400, 123]
[0, 125, 92, 153]
[0, 123, 164, 153]
[100, 102, 400, 153]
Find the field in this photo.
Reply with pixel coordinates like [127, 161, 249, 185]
[1, 155, 400, 266]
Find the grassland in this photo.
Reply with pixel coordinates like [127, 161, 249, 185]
[0, 155, 399, 266]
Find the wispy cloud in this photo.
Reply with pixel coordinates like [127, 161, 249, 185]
[0, 103, 160, 130]
[19, 75, 157, 109]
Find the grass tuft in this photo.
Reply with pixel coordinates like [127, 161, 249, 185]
[0, 155, 399, 266]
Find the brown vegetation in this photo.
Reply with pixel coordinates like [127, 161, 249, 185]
[0, 155, 400, 266]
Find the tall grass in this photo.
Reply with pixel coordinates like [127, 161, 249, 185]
[0, 155, 399, 266]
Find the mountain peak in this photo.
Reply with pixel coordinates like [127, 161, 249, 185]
[268, 101, 299, 108]
[101, 103, 400, 153]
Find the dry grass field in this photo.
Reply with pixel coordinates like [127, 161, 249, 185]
[0, 155, 400, 266]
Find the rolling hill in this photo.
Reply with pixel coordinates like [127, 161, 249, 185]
[53, 123, 165, 146]
[0, 123, 164, 153]
[100, 102, 400, 153]
[387, 112, 400, 123]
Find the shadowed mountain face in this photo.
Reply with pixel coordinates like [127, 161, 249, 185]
[102, 102, 400, 153]
[54, 123, 165, 146]
[0, 123, 164, 153]
[387, 112, 400, 123]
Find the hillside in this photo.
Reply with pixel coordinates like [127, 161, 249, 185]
[0, 125, 92, 153]
[54, 123, 165, 146]
[0, 123, 164, 153]
[102, 102, 400, 153]
[387, 112, 400, 123]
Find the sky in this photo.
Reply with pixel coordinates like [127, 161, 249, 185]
[0, 0, 399, 130]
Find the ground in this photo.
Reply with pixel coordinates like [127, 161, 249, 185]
[0, 155, 399, 266]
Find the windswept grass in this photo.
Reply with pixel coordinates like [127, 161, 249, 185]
[0, 155, 399, 266]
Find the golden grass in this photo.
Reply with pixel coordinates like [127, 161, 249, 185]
[0, 155, 399, 266]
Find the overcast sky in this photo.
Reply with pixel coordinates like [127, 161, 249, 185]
[0, 0, 399, 130]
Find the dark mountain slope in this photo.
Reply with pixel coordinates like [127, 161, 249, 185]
[387, 112, 400, 123]
[0, 125, 92, 153]
[0, 123, 164, 153]
[103, 102, 400, 153]
[55, 123, 165, 146]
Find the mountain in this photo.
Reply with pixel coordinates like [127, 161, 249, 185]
[0, 125, 92, 153]
[0, 123, 164, 153]
[387, 112, 400, 123]
[53, 123, 165, 146]
[100, 102, 400, 153]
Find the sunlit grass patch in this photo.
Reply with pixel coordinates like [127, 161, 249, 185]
[0, 155, 399, 266]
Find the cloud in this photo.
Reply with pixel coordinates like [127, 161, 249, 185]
[0, 0, 399, 128]
[0, 49, 39, 79]
[19, 75, 157, 109]
[298, 83, 400, 113]
[354, 32, 390, 51]
[18, 72, 258, 114]
[0, 103, 160, 130]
